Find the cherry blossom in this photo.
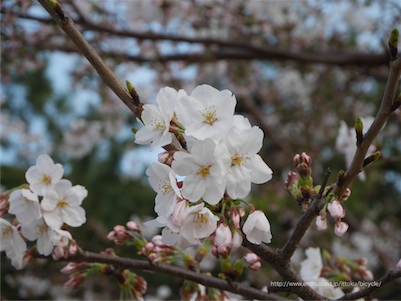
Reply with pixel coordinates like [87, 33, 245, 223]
[175, 84, 236, 140]
[25, 154, 64, 196]
[8, 189, 42, 224]
[135, 87, 187, 150]
[334, 221, 349, 237]
[21, 218, 54, 256]
[41, 180, 87, 229]
[218, 125, 273, 199]
[172, 139, 225, 205]
[146, 162, 181, 222]
[180, 203, 219, 245]
[242, 210, 272, 245]
[327, 200, 345, 219]
[300, 247, 323, 281]
[0, 218, 27, 269]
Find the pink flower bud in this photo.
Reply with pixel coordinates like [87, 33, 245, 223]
[301, 152, 311, 165]
[243, 252, 259, 264]
[328, 200, 345, 219]
[148, 252, 157, 262]
[107, 231, 116, 241]
[340, 188, 351, 202]
[61, 263, 77, 274]
[52, 246, 65, 260]
[250, 261, 262, 271]
[285, 171, 298, 189]
[316, 215, 328, 231]
[334, 221, 349, 237]
[151, 235, 164, 247]
[158, 151, 170, 164]
[126, 221, 140, 232]
[293, 154, 301, 166]
[214, 223, 232, 248]
[146, 242, 155, 251]
[231, 209, 240, 228]
[68, 241, 78, 255]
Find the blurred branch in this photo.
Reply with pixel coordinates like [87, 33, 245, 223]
[8, 10, 390, 67]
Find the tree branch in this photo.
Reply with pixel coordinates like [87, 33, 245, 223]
[334, 56, 401, 198]
[7, 9, 390, 67]
[36, 0, 139, 117]
[339, 269, 401, 300]
[58, 249, 283, 301]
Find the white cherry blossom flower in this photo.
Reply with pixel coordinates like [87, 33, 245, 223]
[135, 87, 186, 150]
[175, 84, 236, 140]
[172, 139, 226, 205]
[300, 247, 323, 281]
[21, 218, 54, 256]
[8, 189, 42, 224]
[180, 203, 219, 245]
[25, 154, 64, 196]
[218, 125, 273, 199]
[146, 162, 181, 221]
[0, 218, 27, 269]
[41, 180, 87, 229]
[242, 210, 272, 245]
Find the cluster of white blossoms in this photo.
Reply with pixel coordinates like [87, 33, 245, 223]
[1, 154, 87, 269]
[135, 84, 273, 248]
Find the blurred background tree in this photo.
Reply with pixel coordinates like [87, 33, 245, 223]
[1, 0, 400, 299]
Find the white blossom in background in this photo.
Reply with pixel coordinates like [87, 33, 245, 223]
[0, 218, 27, 270]
[175, 84, 236, 141]
[172, 139, 226, 205]
[25, 154, 64, 196]
[146, 162, 181, 222]
[300, 247, 323, 281]
[300, 247, 344, 299]
[41, 180, 87, 229]
[8, 189, 42, 224]
[60, 119, 102, 159]
[242, 210, 272, 245]
[135, 87, 187, 150]
[336, 117, 375, 180]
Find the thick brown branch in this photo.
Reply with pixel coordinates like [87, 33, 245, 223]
[61, 249, 282, 301]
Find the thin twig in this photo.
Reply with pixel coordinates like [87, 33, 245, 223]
[334, 57, 401, 198]
[339, 269, 401, 300]
[280, 168, 331, 262]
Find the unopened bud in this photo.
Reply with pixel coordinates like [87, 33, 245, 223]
[388, 28, 399, 60]
[355, 116, 364, 147]
[363, 151, 381, 168]
[334, 221, 349, 237]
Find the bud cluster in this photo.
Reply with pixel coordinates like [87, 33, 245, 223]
[316, 188, 351, 237]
